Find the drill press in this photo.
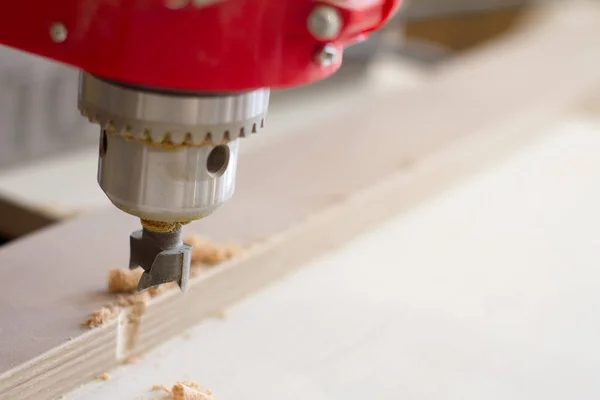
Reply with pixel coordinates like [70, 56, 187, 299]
[0, 0, 401, 291]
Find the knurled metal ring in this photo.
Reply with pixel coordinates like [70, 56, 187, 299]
[78, 73, 270, 146]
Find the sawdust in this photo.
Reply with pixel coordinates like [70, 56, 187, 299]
[84, 236, 240, 329]
[115, 291, 151, 308]
[83, 287, 153, 329]
[83, 292, 151, 329]
[97, 373, 110, 381]
[152, 384, 171, 393]
[172, 382, 214, 400]
[184, 234, 241, 265]
[123, 356, 143, 365]
[109, 267, 178, 297]
[84, 273, 174, 328]
[154, 382, 214, 400]
[108, 267, 143, 293]
[83, 305, 120, 328]
[209, 310, 227, 320]
[89, 268, 149, 328]
[124, 295, 149, 350]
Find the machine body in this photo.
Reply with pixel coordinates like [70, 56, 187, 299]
[0, 0, 401, 291]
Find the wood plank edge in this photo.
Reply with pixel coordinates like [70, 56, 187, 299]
[0, 325, 117, 399]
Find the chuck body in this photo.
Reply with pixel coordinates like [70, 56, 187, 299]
[79, 73, 269, 290]
[99, 133, 238, 222]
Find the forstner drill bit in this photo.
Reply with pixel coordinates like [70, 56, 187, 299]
[130, 221, 192, 291]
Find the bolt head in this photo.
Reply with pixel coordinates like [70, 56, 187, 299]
[307, 5, 343, 41]
[315, 45, 340, 67]
[50, 23, 67, 43]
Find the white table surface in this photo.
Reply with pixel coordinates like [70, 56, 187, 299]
[65, 116, 600, 400]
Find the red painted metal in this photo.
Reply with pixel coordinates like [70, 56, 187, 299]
[0, 0, 401, 92]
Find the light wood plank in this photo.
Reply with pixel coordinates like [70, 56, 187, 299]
[67, 115, 600, 400]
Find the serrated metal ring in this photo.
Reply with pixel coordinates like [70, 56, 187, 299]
[78, 73, 270, 146]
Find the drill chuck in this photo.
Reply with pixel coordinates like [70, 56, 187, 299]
[78, 73, 270, 291]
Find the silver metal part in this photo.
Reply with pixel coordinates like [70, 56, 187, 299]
[130, 228, 192, 291]
[308, 5, 343, 41]
[50, 23, 67, 43]
[98, 131, 238, 222]
[315, 44, 341, 67]
[78, 73, 270, 145]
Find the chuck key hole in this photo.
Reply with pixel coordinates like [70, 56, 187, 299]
[207, 145, 230, 177]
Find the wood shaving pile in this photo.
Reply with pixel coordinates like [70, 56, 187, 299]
[96, 373, 110, 381]
[208, 310, 227, 320]
[152, 384, 171, 393]
[83, 235, 240, 329]
[83, 305, 120, 329]
[172, 382, 214, 400]
[108, 267, 143, 293]
[82, 292, 150, 329]
[153, 381, 215, 400]
[114, 291, 151, 308]
[184, 234, 241, 265]
[124, 356, 142, 365]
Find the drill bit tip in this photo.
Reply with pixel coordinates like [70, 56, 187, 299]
[129, 227, 192, 292]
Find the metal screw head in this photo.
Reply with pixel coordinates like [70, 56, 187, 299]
[315, 44, 340, 67]
[50, 23, 67, 43]
[307, 5, 343, 41]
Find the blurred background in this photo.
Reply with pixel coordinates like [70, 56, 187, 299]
[0, 0, 557, 244]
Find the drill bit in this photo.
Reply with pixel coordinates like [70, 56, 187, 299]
[129, 222, 192, 291]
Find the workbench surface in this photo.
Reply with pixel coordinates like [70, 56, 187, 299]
[66, 116, 600, 400]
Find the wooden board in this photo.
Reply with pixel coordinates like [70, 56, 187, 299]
[66, 114, 600, 400]
[2, 3, 600, 399]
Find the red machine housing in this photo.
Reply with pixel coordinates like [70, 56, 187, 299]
[0, 0, 401, 92]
